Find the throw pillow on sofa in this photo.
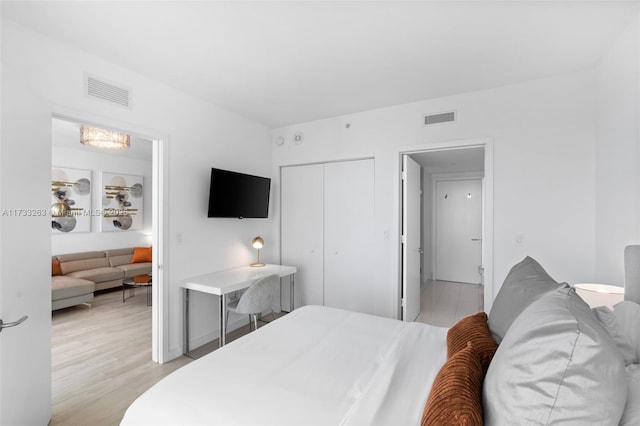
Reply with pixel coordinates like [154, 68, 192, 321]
[52, 259, 63, 276]
[131, 247, 152, 263]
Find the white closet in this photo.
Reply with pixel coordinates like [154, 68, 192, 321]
[281, 158, 375, 314]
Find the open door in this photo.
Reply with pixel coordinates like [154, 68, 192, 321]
[1, 65, 52, 423]
[402, 155, 421, 321]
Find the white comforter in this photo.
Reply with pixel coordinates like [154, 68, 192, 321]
[121, 305, 447, 425]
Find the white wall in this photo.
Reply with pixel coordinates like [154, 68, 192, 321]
[1, 20, 274, 359]
[51, 146, 153, 254]
[595, 15, 640, 286]
[273, 71, 597, 318]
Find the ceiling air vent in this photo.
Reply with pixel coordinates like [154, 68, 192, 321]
[424, 111, 455, 126]
[85, 74, 131, 108]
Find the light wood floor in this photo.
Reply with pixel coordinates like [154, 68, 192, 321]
[51, 289, 269, 425]
[415, 280, 484, 327]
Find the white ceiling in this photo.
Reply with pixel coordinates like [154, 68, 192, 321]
[411, 147, 484, 174]
[3, 1, 638, 128]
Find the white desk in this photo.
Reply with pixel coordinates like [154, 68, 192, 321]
[181, 264, 296, 356]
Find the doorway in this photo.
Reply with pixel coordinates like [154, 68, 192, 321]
[50, 114, 165, 359]
[400, 141, 493, 322]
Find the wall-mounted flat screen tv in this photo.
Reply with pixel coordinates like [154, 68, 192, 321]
[207, 168, 271, 219]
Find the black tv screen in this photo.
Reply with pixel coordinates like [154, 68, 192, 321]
[207, 168, 271, 218]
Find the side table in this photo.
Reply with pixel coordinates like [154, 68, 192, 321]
[123, 274, 152, 306]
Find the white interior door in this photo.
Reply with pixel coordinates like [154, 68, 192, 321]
[402, 155, 421, 321]
[324, 159, 375, 314]
[1, 64, 52, 424]
[435, 179, 482, 284]
[281, 164, 324, 309]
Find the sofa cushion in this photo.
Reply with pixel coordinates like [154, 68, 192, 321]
[109, 254, 133, 267]
[488, 256, 567, 343]
[56, 251, 106, 263]
[60, 257, 110, 275]
[67, 267, 124, 283]
[483, 287, 627, 425]
[116, 262, 152, 278]
[51, 276, 95, 301]
[105, 247, 134, 257]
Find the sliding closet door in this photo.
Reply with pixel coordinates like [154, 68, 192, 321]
[281, 164, 324, 309]
[323, 159, 375, 314]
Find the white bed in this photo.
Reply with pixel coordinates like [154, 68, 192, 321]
[121, 305, 448, 425]
[123, 252, 640, 425]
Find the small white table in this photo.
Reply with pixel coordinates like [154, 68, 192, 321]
[181, 264, 296, 356]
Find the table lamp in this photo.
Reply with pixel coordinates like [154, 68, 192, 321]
[573, 283, 624, 309]
[250, 236, 265, 267]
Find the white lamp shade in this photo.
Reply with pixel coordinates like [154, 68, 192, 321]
[574, 283, 624, 309]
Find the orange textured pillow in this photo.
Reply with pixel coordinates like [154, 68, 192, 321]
[52, 259, 63, 276]
[448, 312, 498, 370]
[131, 247, 152, 263]
[422, 342, 484, 426]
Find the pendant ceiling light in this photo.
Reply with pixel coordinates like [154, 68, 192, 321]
[80, 125, 130, 150]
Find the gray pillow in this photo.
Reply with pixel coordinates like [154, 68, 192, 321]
[620, 364, 640, 426]
[593, 306, 637, 364]
[484, 287, 627, 425]
[488, 256, 566, 343]
[614, 301, 640, 362]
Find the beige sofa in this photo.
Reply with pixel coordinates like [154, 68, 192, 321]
[52, 247, 152, 310]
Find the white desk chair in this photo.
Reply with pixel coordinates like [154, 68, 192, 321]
[225, 274, 281, 333]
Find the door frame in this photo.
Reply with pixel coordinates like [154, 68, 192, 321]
[396, 138, 494, 317]
[431, 173, 484, 284]
[52, 106, 170, 363]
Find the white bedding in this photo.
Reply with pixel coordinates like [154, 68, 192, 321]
[121, 305, 447, 425]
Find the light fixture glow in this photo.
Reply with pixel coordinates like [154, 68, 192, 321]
[80, 125, 130, 150]
[250, 236, 265, 267]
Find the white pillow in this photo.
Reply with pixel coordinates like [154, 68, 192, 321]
[614, 301, 640, 362]
[620, 364, 640, 426]
[593, 306, 637, 365]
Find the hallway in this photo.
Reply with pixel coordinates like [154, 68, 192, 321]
[415, 280, 483, 328]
